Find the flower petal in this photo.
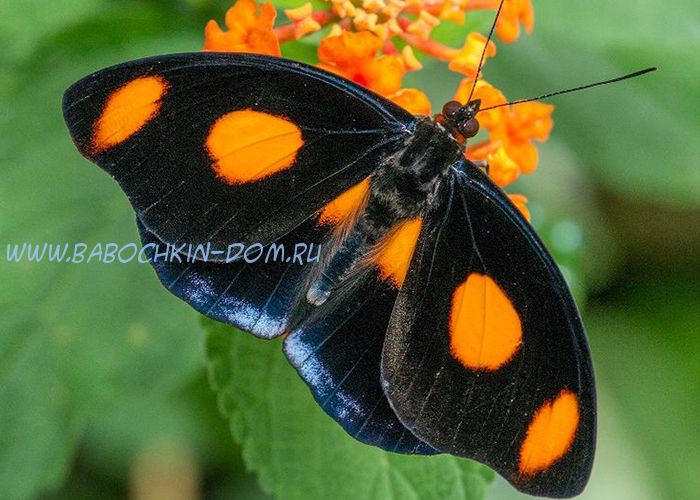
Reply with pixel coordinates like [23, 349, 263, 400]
[448, 32, 496, 78]
[203, 0, 280, 56]
[365, 55, 405, 94]
[508, 102, 554, 142]
[496, 0, 535, 43]
[318, 31, 406, 95]
[454, 79, 508, 131]
[318, 31, 383, 67]
[487, 145, 521, 187]
[388, 88, 432, 115]
[505, 139, 539, 174]
[508, 193, 531, 221]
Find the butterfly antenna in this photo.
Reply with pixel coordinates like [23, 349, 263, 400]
[479, 67, 657, 112]
[466, 0, 505, 104]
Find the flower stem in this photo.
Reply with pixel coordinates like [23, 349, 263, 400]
[397, 18, 459, 60]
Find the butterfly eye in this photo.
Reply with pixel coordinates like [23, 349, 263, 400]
[458, 117, 480, 138]
[441, 100, 463, 118]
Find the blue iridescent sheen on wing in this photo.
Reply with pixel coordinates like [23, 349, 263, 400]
[285, 274, 435, 454]
[138, 217, 329, 339]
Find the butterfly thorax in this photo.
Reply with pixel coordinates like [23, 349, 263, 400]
[306, 117, 462, 305]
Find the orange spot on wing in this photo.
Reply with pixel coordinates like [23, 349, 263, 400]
[374, 217, 422, 287]
[317, 178, 370, 225]
[519, 390, 580, 476]
[92, 76, 168, 153]
[449, 273, 522, 371]
[206, 109, 303, 184]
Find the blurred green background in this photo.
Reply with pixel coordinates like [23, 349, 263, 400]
[0, 1, 698, 499]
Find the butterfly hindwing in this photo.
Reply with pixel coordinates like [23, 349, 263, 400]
[284, 271, 434, 454]
[137, 214, 334, 339]
[381, 163, 595, 497]
[63, 52, 414, 254]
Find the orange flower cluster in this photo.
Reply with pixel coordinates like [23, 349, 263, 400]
[317, 29, 431, 114]
[204, 0, 281, 56]
[203, 0, 546, 219]
[455, 79, 553, 190]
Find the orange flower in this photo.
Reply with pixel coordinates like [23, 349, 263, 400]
[401, 46, 423, 71]
[486, 146, 520, 187]
[504, 101, 554, 143]
[438, 1, 467, 24]
[456, 78, 553, 178]
[454, 79, 506, 130]
[318, 31, 404, 94]
[406, 10, 441, 40]
[448, 32, 496, 78]
[317, 30, 431, 114]
[497, 0, 534, 43]
[508, 193, 531, 221]
[203, 0, 280, 56]
[492, 101, 554, 174]
[200, 0, 549, 220]
[284, 3, 322, 39]
[467, 142, 520, 187]
[389, 88, 432, 115]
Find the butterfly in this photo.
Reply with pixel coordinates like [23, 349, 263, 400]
[62, 51, 596, 497]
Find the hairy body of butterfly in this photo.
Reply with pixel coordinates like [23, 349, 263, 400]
[63, 52, 595, 498]
[306, 117, 460, 306]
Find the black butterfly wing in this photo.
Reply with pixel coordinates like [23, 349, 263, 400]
[137, 215, 332, 339]
[63, 52, 414, 254]
[381, 163, 595, 497]
[284, 272, 434, 454]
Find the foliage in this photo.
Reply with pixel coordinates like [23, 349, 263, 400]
[205, 319, 494, 500]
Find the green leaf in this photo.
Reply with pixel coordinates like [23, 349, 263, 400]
[586, 271, 700, 500]
[46, 373, 269, 500]
[0, 8, 209, 499]
[0, 0, 109, 68]
[204, 319, 494, 500]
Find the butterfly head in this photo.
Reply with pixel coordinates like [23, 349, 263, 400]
[437, 99, 481, 144]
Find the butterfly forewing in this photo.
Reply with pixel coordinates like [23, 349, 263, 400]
[63, 53, 414, 255]
[381, 164, 595, 497]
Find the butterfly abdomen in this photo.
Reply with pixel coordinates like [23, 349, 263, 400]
[306, 118, 462, 305]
